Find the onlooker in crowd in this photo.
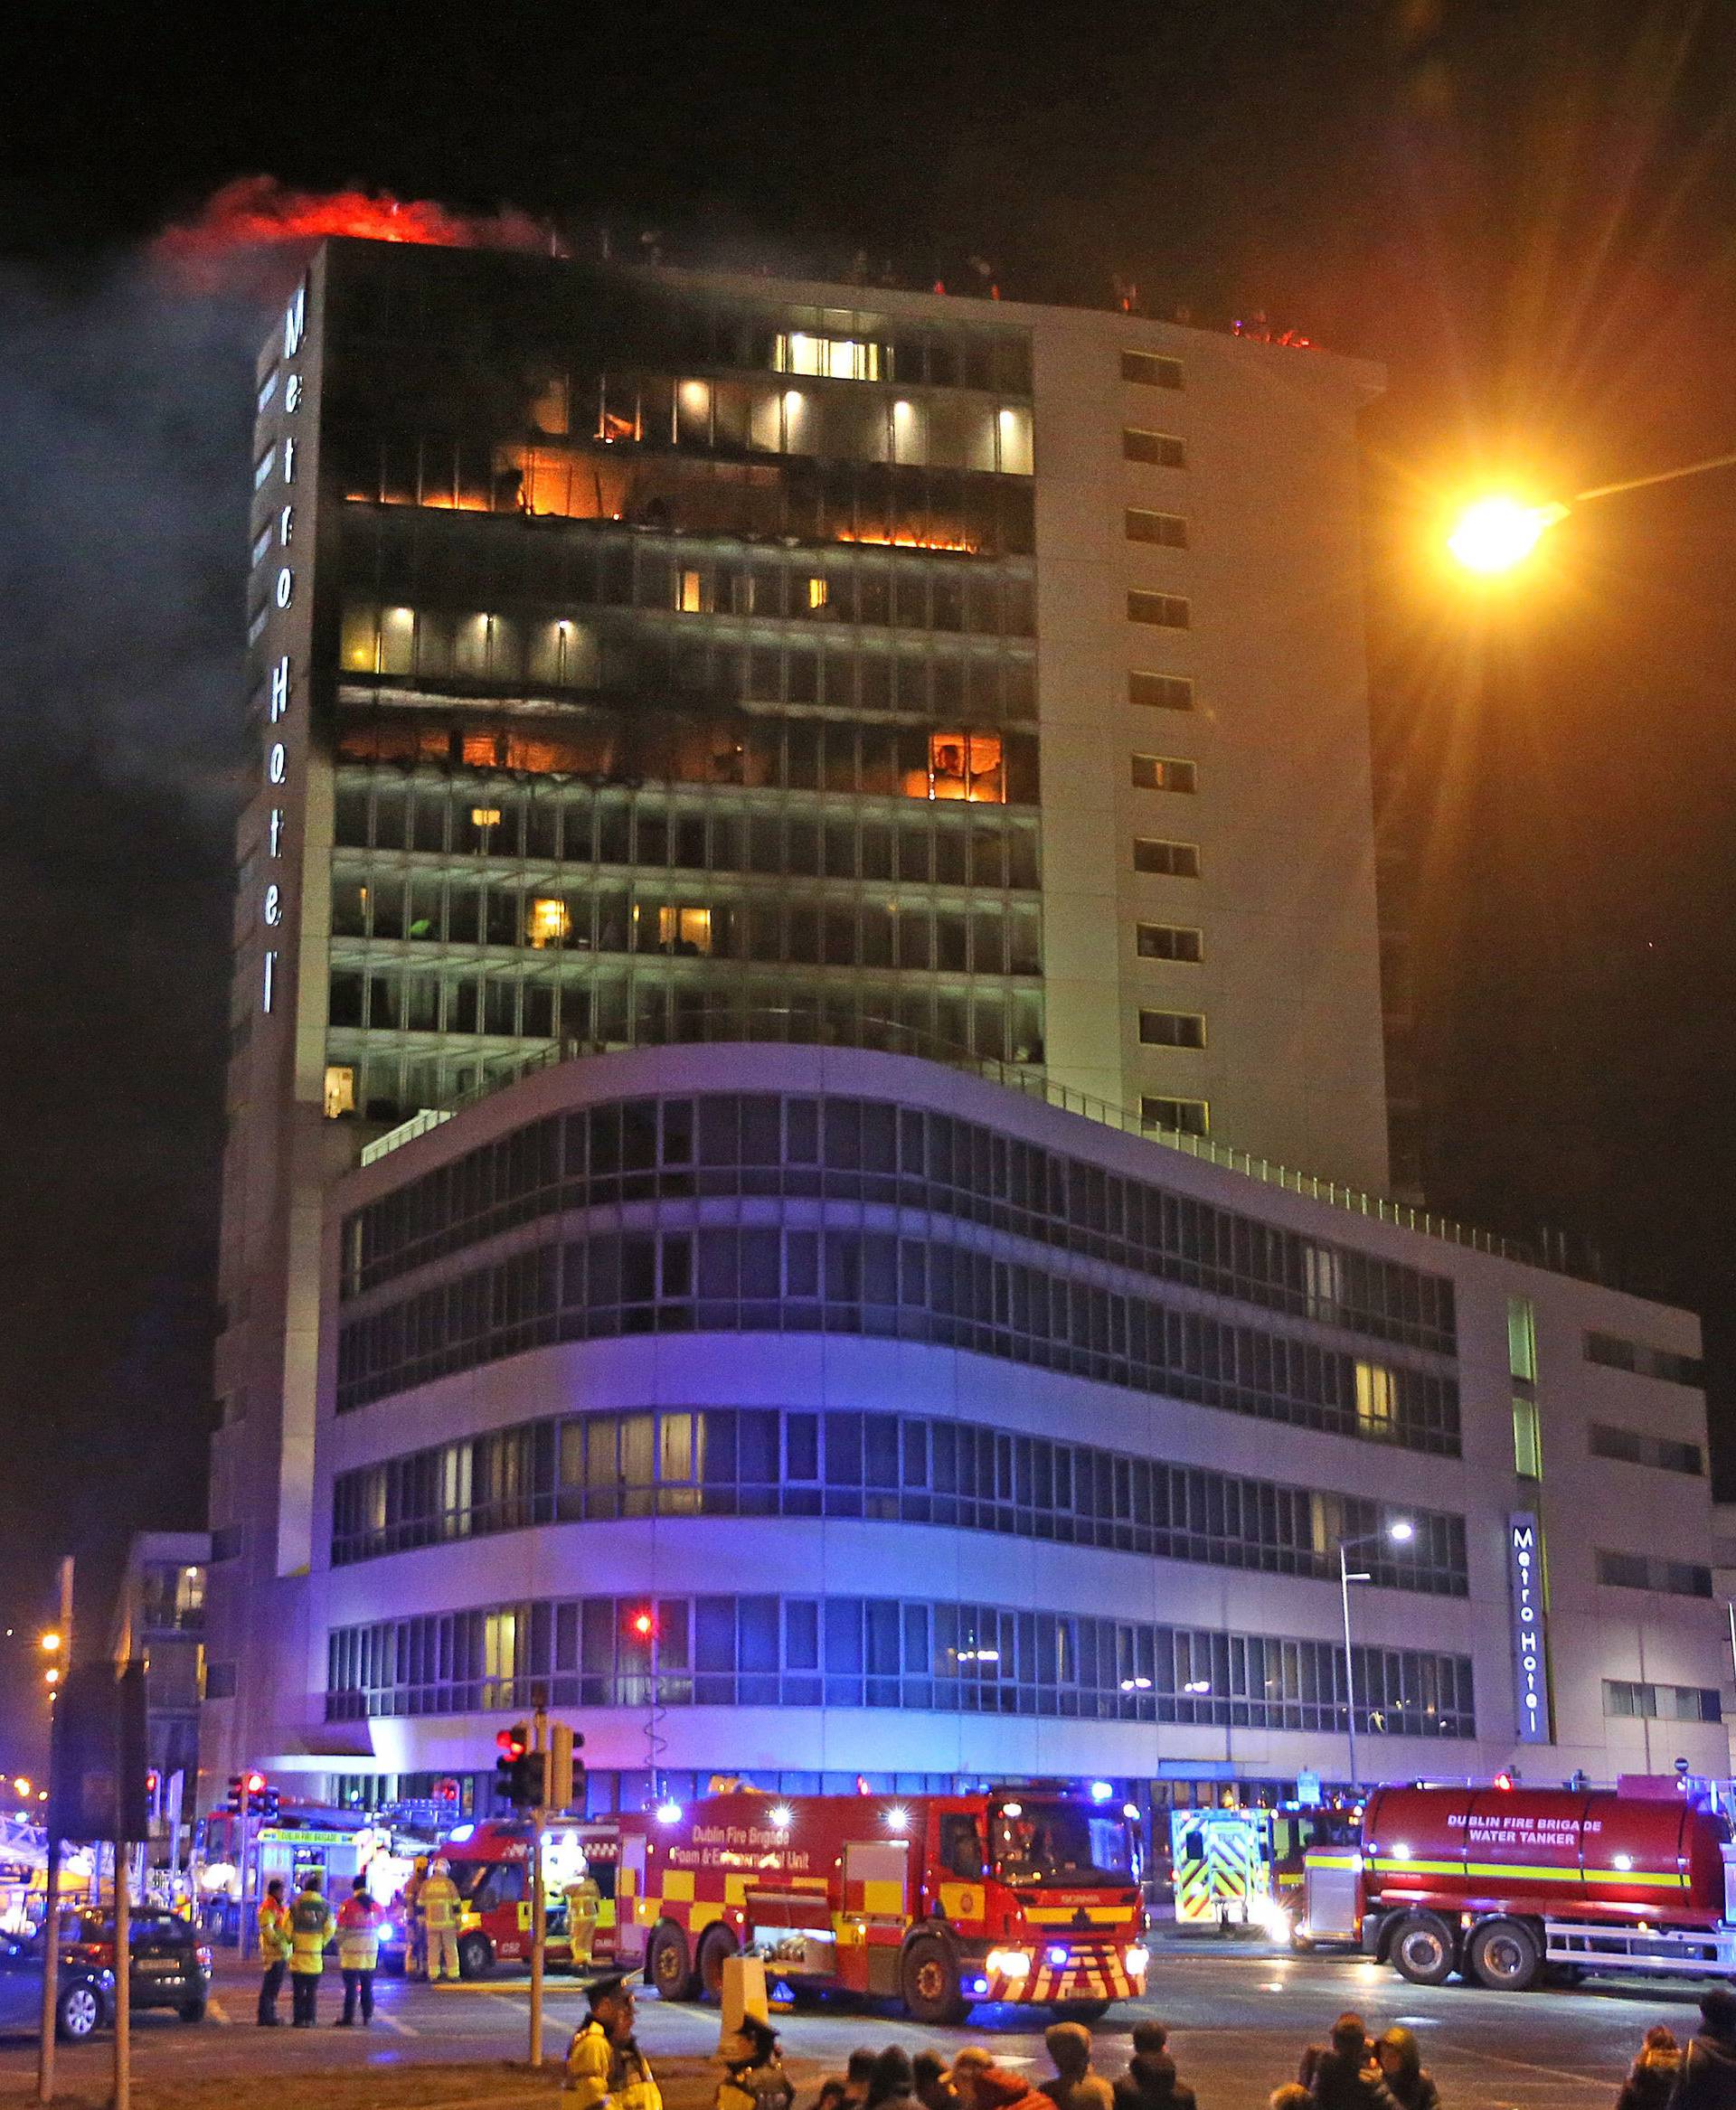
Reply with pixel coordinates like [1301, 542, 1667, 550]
[1373, 2029, 1438, 2110]
[565, 1972, 664, 2110]
[254, 1877, 292, 2026]
[811, 2050, 880, 2110]
[1670, 1987, 1736, 2110]
[334, 1874, 385, 2027]
[1299, 2012, 1399, 2110]
[1112, 2021, 1197, 2110]
[287, 1870, 335, 2028]
[950, 2053, 1052, 2110]
[914, 2052, 958, 2110]
[1614, 2025, 1680, 2110]
[419, 1855, 462, 1983]
[718, 2015, 794, 2110]
[1270, 2089, 1312, 2110]
[865, 2048, 920, 2110]
[1042, 2021, 1116, 2110]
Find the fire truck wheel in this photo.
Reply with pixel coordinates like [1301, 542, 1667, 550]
[901, 1936, 967, 2025]
[696, 1924, 738, 2000]
[1467, 1917, 1542, 1992]
[649, 1922, 699, 2002]
[1390, 1914, 1457, 1987]
[458, 1933, 494, 1980]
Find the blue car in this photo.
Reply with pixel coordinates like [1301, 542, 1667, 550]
[0, 1936, 114, 2040]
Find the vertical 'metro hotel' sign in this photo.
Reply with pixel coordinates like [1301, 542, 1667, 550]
[260, 275, 307, 1013]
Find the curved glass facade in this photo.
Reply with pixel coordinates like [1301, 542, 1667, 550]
[325, 1588, 1476, 1740]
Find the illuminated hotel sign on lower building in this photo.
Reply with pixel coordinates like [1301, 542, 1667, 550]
[260, 276, 307, 1013]
[1508, 1512, 1552, 1743]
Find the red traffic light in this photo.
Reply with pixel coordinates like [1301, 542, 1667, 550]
[496, 1726, 529, 1759]
[243, 1770, 268, 1795]
[628, 1609, 656, 1638]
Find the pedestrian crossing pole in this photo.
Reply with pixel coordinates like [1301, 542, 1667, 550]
[529, 1699, 547, 2068]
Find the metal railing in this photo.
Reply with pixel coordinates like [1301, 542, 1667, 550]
[354, 1004, 1583, 1280]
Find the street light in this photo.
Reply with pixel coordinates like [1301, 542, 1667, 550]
[1447, 495, 1568, 574]
[1339, 1521, 1415, 1788]
[1447, 443, 1736, 575]
[39, 1633, 61, 1653]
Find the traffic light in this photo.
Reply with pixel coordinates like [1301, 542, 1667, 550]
[226, 1769, 269, 1816]
[495, 1724, 543, 1811]
[546, 1723, 584, 1811]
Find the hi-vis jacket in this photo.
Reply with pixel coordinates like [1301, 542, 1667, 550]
[564, 2018, 664, 2110]
[288, 1889, 335, 1974]
[256, 1896, 293, 1964]
[335, 1893, 385, 1971]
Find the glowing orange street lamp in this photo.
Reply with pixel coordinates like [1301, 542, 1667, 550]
[1447, 495, 1569, 574]
[39, 1632, 61, 1653]
[1448, 445, 1736, 576]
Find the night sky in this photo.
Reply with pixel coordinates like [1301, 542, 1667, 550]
[4, 0, 1735, 1772]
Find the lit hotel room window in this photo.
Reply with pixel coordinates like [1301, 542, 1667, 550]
[903, 731, 1005, 803]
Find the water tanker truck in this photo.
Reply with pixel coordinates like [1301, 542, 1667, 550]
[1300, 1776, 1736, 1992]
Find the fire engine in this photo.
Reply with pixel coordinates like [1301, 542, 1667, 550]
[1169, 1804, 1358, 1934]
[613, 1786, 1148, 2023]
[1300, 1775, 1736, 1992]
[436, 1817, 621, 1978]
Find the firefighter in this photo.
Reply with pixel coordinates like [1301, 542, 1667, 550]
[254, 1877, 293, 2026]
[564, 1971, 663, 2110]
[420, 1854, 461, 1983]
[564, 1865, 603, 1969]
[288, 1870, 335, 2027]
[401, 1855, 429, 1976]
[335, 1874, 385, 2027]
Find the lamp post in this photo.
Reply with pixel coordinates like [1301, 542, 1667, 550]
[1338, 1521, 1414, 1790]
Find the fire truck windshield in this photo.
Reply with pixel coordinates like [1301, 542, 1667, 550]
[990, 1799, 1137, 1887]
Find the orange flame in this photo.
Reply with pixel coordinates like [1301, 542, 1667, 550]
[154, 176, 551, 284]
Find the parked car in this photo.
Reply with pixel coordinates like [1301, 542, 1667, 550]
[0, 1936, 113, 2040]
[58, 1909, 211, 2023]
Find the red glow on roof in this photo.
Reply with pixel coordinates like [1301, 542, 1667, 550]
[154, 176, 550, 284]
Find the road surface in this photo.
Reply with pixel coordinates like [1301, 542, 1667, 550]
[0, 1936, 1707, 2106]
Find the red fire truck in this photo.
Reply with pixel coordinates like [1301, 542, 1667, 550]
[436, 1817, 622, 1978]
[1300, 1776, 1736, 1992]
[614, 1787, 1148, 2023]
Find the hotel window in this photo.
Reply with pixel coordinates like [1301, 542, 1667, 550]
[323, 1065, 356, 1121]
[1585, 1331, 1704, 1386]
[774, 332, 885, 381]
[527, 898, 571, 949]
[1126, 508, 1189, 548]
[1130, 671, 1193, 711]
[1124, 428, 1186, 468]
[1604, 1681, 1722, 1721]
[1128, 590, 1190, 629]
[1136, 922, 1203, 963]
[250, 523, 273, 570]
[904, 731, 1005, 803]
[675, 569, 712, 614]
[1597, 1550, 1713, 1597]
[656, 906, 714, 956]
[1512, 1397, 1543, 1480]
[806, 576, 828, 611]
[1121, 351, 1184, 390]
[1140, 1095, 1209, 1136]
[1355, 1361, 1397, 1436]
[1589, 1422, 1703, 1474]
[1507, 1296, 1537, 1383]
[1138, 1009, 1205, 1050]
[1132, 755, 1197, 793]
[1133, 837, 1200, 879]
[252, 445, 276, 491]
